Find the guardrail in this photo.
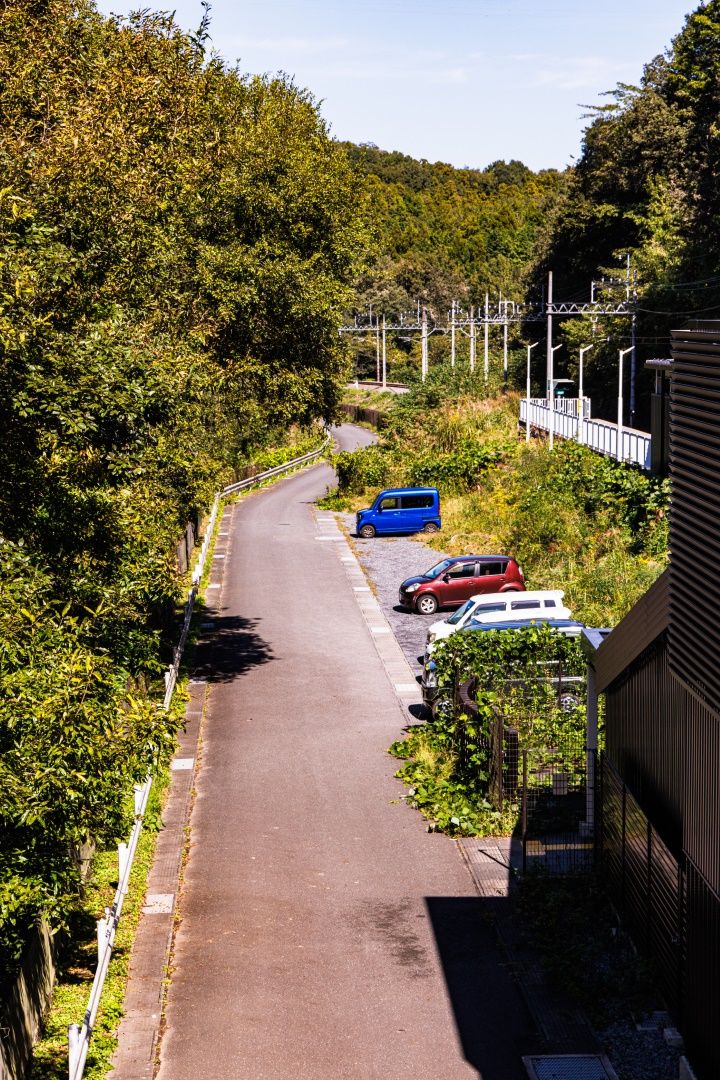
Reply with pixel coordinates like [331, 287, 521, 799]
[520, 399, 651, 471]
[67, 436, 330, 1079]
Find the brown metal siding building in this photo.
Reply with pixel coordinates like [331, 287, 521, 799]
[592, 324, 720, 1080]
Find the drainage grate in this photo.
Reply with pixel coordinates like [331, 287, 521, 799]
[523, 1055, 618, 1080]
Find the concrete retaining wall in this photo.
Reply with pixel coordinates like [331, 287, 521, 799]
[0, 921, 58, 1079]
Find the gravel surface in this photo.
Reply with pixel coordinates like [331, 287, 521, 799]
[339, 513, 449, 676]
[600, 1021, 683, 1080]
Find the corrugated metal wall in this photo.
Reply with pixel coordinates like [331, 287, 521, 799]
[669, 324, 720, 710]
[604, 635, 683, 855]
[602, 760, 683, 1018]
[604, 634, 720, 1079]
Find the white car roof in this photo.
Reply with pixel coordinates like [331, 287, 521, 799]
[465, 589, 565, 604]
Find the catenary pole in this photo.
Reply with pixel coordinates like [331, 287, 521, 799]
[546, 270, 553, 399]
[483, 292, 489, 381]
[381, 314, 387, 390]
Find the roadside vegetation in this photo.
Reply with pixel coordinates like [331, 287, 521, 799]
[0, 0, 361, 994]
[327, 372, 667, 835]
[391, 624, 586, 836]
[330, 370, 668, 628]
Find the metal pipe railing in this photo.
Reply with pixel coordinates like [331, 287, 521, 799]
[67, 434, 329, 1078]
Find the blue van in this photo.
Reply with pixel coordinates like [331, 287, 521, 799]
[356, 487, 441, 537]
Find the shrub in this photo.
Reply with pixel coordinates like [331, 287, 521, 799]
[334, 445, 395, 493]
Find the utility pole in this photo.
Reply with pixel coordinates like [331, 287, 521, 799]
[546, 270, 553, 399]
[450, 300, 456, 368]
[421, 305, 428, 382]
[469, 305, 476, 373]
[630, 268, 637, 427]
[483, 292, 489, 381]
[381, 313, 387, 390]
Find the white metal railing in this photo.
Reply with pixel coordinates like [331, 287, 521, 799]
[520, 399, 651, 471]
[67, 435, 330, 1079]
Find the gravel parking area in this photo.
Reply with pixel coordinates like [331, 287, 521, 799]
[339, 513, 449, 676]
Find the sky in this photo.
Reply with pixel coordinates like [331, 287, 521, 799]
[96, 0, 698, 172]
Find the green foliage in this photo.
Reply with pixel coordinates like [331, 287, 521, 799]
[0, 539, 180, 960]
[516, 874, 659, 1027]
[391, 625, 585, 836]
[0, 0, 362, 975]
[408, 441, 505, 492]
[530, 1, 720, 421]
[334, 446, 395, 494]
[333, 373, 518, 498]
[346, 143, 564, 319]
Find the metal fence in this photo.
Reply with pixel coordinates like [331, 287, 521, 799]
[519, 398, 652, 470]
[460, 665, 593, 875]
[67, 437, 329, 1080]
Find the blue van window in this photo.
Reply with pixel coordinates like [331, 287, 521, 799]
[402, 494, 433, 509]
[379, 496, 399, 510]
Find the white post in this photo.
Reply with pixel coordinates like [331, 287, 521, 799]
[450, 301, 456, 368]
[69, 1024, 82, 1077]
[375, 317, 380, 384]
[578, 343, 595, 442]
[469, 305, 475, 372]
[118, 842, 130, 893]
[483, 292, 489, 381]
[381, 314, 387, 390]
[548, 343, 563, 450]
[421, 306, 428, 381]
[617, 346, 634, 461]
[526, 342, 539, 444]
[503, 317, 508, 388]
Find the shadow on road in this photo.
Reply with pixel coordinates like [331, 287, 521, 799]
[192, 613, 274, 683]
[425, 896, 537, 1079]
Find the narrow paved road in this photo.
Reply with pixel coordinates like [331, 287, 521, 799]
[156, 425, 532, 1080]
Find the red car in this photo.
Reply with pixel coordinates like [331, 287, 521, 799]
[398, 555, 525, 615]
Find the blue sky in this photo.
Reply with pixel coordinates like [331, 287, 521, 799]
[97, 0, 697, 171]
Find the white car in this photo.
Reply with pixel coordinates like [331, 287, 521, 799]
[424, 590, 571, 660]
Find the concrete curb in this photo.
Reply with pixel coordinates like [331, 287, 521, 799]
[314, 510, 423, 712]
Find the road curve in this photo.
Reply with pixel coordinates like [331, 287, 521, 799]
[156, 425, 531, 1080]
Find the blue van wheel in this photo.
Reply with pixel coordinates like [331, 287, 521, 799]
[359, 524, 376, 538]
[423, 522, 440, 533]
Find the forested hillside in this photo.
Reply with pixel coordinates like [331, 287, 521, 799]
[344, 1, 720, 424]
[343, 142, 564, 317]
[0, 0, 360, 965]
[530, 0, 720, 420]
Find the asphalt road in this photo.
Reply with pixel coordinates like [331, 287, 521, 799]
[156, 425, 533, 1080]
